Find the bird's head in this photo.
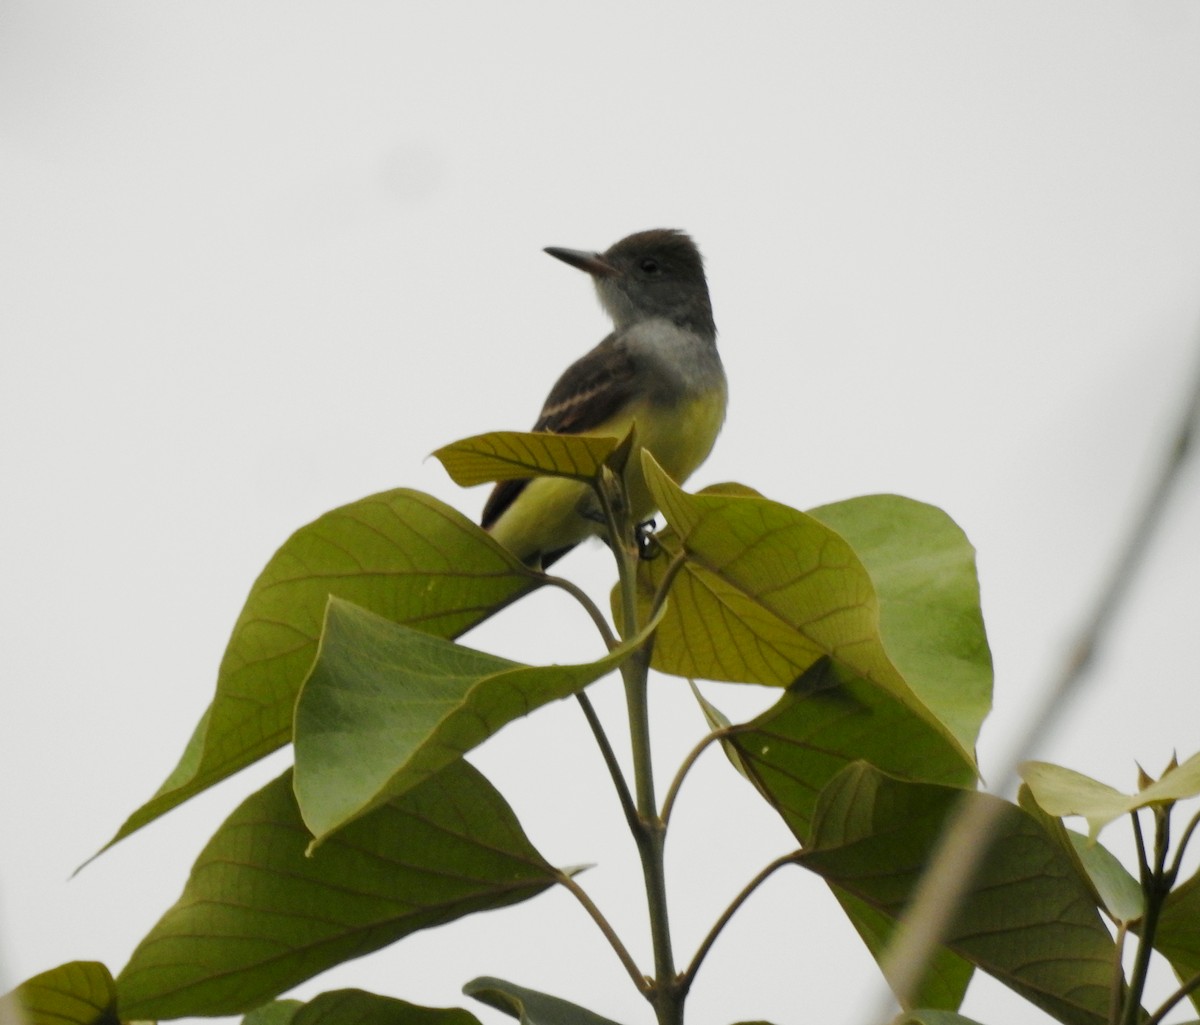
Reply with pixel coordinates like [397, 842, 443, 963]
[545, 228, 715, 336]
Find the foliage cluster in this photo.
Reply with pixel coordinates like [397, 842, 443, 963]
[6, 430, 1200, 1025]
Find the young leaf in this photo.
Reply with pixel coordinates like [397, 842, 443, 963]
[1066, 831, 1144, 926]
[117, 762, 558, 1020]
[638, 459, 988, 764]
[797, 764, 1121, 1025]
[244, 990, 483, 1025]
[98, 489, 537, 858]
[293, 597, 659, 843]
[463, 977, 627, 1025]
[1018, 755, 1200, 841]
[434, 430, 621, 486]
[3, 961, 118, 1025]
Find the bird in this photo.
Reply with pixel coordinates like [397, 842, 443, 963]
[481, 228, 727, 569]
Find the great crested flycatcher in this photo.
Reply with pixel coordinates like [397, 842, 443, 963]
[482, 228, 727, 568]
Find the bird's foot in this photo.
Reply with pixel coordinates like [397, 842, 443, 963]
[636, 518, 661, 560]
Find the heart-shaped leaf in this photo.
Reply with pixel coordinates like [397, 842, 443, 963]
[637, 460, 989, 764]
[294, 597, 659, 843]
[97, 489, 537, 859]
[797, 764, 1121, 1025]
[117, 762, 557, 1019]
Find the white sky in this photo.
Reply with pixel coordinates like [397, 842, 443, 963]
[3, 4, 1200, 1025]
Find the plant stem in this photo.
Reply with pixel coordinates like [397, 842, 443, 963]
[1119, 808, 1171, 1025]
[599, 468, 682, 1025]
[542, 572, 620, 651]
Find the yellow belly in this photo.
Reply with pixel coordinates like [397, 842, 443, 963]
[487, 389, 726, 564]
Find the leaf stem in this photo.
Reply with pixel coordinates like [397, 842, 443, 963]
[648, 548, 689, 621]
[541, 572, 620, 651]
[558, 869, 650, 996]
[541, 563, 641, 833]
[1165, 804, 1200, 883]
[574, 691, 640, 836]
[680, 850, 799, 996]
[1146, 966, 1200, 1025]
[660, 725, 737, 826]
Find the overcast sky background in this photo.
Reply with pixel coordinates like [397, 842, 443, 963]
[4, 4, 1200, 1024]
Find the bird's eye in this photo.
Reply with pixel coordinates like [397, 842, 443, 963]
[639, 257, 660, 275]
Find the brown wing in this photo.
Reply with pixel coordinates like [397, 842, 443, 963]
[532, 333, 639, 433]
[480, 333, 639, 534]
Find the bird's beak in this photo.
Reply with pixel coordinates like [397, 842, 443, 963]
[544, 246, 618, 278]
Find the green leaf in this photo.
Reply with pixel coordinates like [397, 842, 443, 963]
[893, 1012, 988, 1025]
[797, 764, 1120, 1025]
[726, 663, 979, 1008]
[807, 494, 992, 761]
[1066, 831, 1144, 925]
[831, 887, 973, 1012]
[463, 977, 626, 1025]
[433, 431, 621, 486]
[1020, 753, 1200, 840]
[728, 657, 977, 843]
[243, 1000, 304, 1025]
[294, 597, 658, 843]
[117, 762, 557, 1020]
[637, 461, 988, 764]
[1017, 783, 1144, 926]
[687, 680, 755, 784]
[4, 961, 118, 1025]
[245, 990, 482, 1025]
[1018, 762, 1137, 840]
[99, 489, 537, 857]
